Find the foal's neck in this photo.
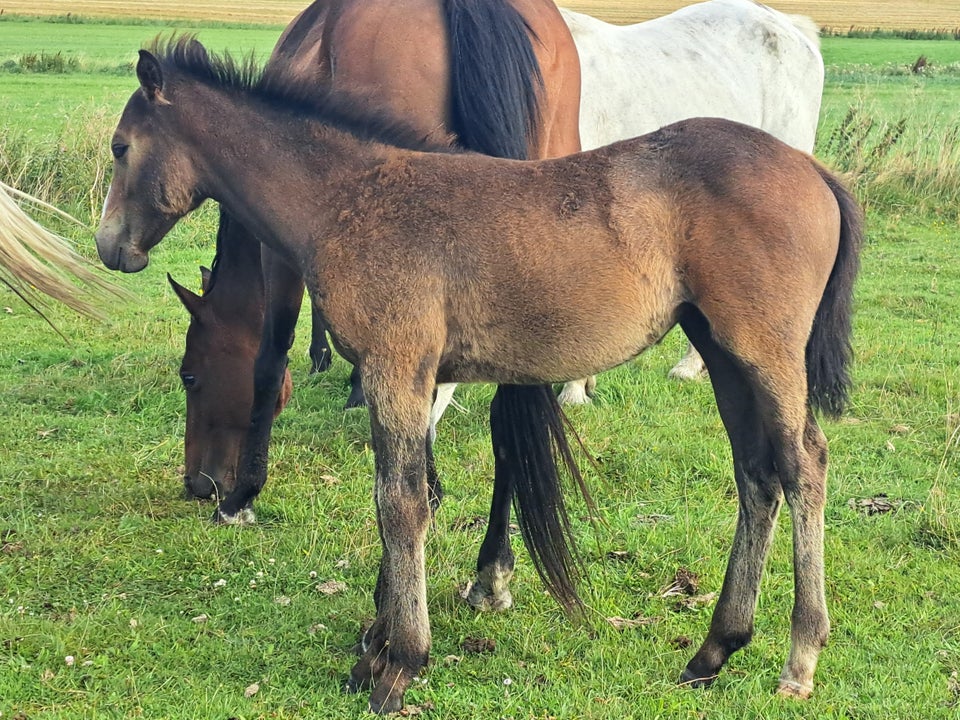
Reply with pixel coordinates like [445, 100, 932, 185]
[185, 81, 383, 263]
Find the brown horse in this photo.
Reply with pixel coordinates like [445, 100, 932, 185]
[166, 0, 581, 615]
[95, 40, 861, 713]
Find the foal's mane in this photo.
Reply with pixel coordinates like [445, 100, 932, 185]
[144, 35, 457, 154]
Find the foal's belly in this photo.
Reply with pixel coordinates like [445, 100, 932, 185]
[437, 301, 679, 385]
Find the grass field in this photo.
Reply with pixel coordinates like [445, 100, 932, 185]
[1, 6, 959, 720]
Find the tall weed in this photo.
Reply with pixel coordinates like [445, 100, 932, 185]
[817, 106, 960, 217]
[0, 109, 111, 224]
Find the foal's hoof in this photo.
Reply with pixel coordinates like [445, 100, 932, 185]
[679, 667, 717, 689]
[212, 506, 256, 525]
[777, 679, 813, 699]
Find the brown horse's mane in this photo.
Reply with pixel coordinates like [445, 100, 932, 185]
[144, 35, 458, 155]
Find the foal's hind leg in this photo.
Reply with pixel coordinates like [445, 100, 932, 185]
[678, 311, 829, 695]
[309, 303, 333, 373]
[678, 316, 782, 687]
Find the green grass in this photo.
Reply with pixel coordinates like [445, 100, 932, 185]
[1, 16, 959, 720]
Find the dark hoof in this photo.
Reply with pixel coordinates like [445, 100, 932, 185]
[369, 678, 406, 715]
[211, 506, 256, 525]
[679, 666, 717, 689]
[344, 389, 367, 409]
[344, 676, 363, 695]
[310, 351, 332, 374]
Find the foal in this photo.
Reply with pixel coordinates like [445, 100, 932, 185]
[96, 40, 861, 713]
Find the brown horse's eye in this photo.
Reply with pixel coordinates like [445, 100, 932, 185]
[111, 143, 129, 159]
[180, 373, 197, 390]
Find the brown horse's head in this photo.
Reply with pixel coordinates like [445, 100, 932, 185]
[95, 48, 204, 273]
[169, 270, 292, 500]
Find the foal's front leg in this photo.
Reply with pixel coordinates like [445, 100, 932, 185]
[349, 363, 435, 714]
[215, 251, 304, 524]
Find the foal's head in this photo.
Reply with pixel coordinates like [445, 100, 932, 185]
[95, 40, 218, 273]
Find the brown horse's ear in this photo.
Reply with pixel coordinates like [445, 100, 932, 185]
[168, 273, 204, 321]
[199, 266, 212, 293]
[137, 50, 164, 101]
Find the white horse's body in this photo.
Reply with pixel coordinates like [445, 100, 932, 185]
[555, 0, 824, 402]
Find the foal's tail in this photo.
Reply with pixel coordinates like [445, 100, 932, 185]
[443, 0, 542, 160]
[806, 165, 864, 418]
[490, 385, 592, 614]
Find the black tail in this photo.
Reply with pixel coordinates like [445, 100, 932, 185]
[443, 0, 543, 160]
[806, 165, 864, 418]
[490, 385, 593, 614]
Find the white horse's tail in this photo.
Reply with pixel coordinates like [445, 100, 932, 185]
[787, 13, 821, 50]
[0, 181, 127, 326]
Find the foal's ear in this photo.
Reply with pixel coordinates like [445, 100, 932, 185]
[137, 50, 164, 101]
[168, 273, 204, 321]
[199, 266, 213, 293]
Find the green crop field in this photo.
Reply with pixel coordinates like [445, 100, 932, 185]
[1, 9, 959, 720]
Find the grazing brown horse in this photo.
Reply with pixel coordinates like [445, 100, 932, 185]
[166, 0, 581, 615]
[96, 40, 861, 713]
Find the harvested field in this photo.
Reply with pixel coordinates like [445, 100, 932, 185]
[1, 0, 958, 30]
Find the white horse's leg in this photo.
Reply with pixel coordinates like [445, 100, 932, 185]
[668, 341, 708, 380]
[557, 375, 596, 405]
[428, 383, 457, 441]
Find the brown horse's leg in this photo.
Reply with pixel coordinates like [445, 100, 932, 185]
[215, 251, 305, 524]
[464, 465, 515, 611]
[345, 363, 366, 409]
[349, 360, 435, 714]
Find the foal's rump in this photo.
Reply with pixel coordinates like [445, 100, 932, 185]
[433, 118, 847, 387]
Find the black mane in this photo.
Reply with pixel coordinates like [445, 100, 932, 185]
[144, 35, 457, 154]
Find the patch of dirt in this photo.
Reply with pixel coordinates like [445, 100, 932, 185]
[606, 614, 658, 631]
[672, 592, 718, 612]
[847, 494, 909, 516]
[461, 636, 496, 654]
[450, 516, 486, 532]
[399, 701, 435, 716]
[661, 567, 700, 597]
[315, 580, 347, 595]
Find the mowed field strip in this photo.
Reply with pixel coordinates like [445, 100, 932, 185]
[2, 0, 958, 29]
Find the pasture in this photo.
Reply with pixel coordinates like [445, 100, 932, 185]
[1, 5, 959, 719]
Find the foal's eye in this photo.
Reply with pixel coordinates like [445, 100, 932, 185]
[111, 143, 129, 160]
[180, 373, 197, 390]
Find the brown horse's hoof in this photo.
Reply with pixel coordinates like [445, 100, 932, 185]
[462, 580, 513, 612]
[777, 679, 813, 699]
[679, 667, 717, 689]
[212, 506, 256, 525]
[310, 350, 332, 374]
